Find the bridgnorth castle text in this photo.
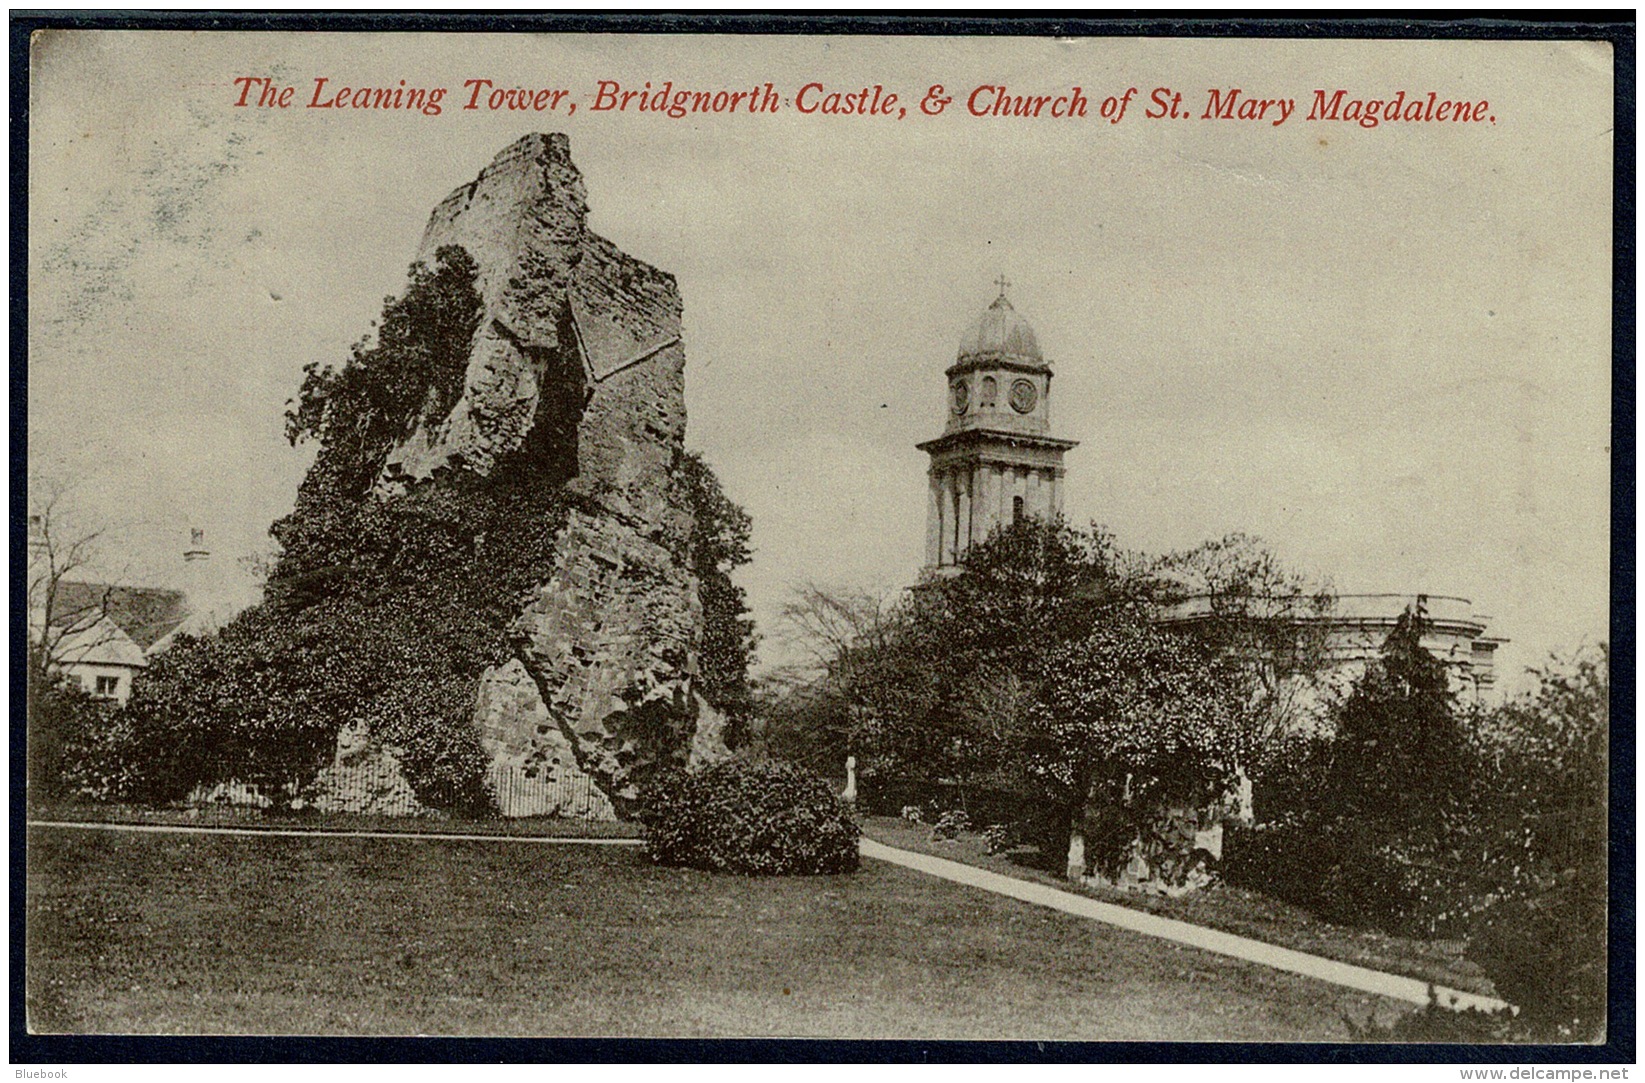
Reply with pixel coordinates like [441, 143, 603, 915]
[229, 77, 1496, 129]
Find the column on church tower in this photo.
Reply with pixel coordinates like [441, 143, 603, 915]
[938, 470, 955, 565]
[1049, 471, 1063, 518]
[996, 464, 1011, 526]
[926, 471, 943, 567]
[1027, 470, 1045, 519]
[956, 469, 973, 558]
[974, 463, 996, 546]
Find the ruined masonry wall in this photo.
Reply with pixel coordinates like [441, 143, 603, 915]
[569, 233, 689, 532]
[389, 134, 589, 483]
[386, 133, 722, 818]
[505, 510, 703, 805]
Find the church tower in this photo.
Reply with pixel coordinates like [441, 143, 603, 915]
[918, 281, 1079, 571]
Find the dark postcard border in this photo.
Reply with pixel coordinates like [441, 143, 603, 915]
[0, 11, 1638, 38]
[9, 10, 1635, 1067]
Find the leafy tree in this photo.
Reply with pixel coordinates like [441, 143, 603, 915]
[124, 246, 510, 811]
[1154, 533, 1338, 817]
[920, 517, 1116, 675]
[1032, 612, 1259, 881]
[676, 451, 757, 744]
[1323, 602, 1471, 833]
[1226, 605, 1488, 936]
[1341, 645, 1611, 1042]
[766, 586, 966, 800]
[762, 521, 1323, 893]
[756, 521, 1109, 801]
[897, 519, 1120, 792]
[766, 522, 1266, 833]
[1476, 644, 1608, 819]
[1464, 645, 1609, 1040]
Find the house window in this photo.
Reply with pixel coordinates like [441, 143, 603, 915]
[94, 675, 120, 697]
[1013, 496, 1025, 523]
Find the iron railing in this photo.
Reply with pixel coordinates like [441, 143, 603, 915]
[189, 763, 611, 819]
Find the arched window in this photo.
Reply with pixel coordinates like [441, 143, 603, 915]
[1013, 495, 1024, 524]
[980, 375, 998, 408]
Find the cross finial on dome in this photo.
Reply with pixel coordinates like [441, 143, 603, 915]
[994, 274, 1012, 299]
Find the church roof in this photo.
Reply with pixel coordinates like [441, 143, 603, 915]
[957, 294, 1043, 365]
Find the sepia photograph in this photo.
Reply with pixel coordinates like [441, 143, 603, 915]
[20, 22, 1621, 1052]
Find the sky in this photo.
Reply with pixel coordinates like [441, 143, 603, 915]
[28, 32, 1614, 694]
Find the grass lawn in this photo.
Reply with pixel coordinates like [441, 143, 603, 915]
[30, 801, 642, 839]
[26, 824, 1410, 1039]
[861, 816, 1492, 998]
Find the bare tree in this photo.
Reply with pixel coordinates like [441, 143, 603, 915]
[758, 583, 907, 773]
[26, 478, 127, 692]
[1152, 533, 1339, 817]
[775, 582, 900, 680]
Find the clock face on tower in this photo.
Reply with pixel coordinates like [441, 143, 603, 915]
[951, 380, 970, 414]
[1010, 378, 1038, 414]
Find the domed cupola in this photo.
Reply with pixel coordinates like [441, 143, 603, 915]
[956, 293, 1046, 368]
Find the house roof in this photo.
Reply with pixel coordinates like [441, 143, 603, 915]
[53, 613, 150, 670]
[50, 580, 190, 651]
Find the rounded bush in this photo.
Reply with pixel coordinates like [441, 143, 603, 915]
[639, 757, 860, 875]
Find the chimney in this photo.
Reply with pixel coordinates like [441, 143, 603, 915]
[179, 526, 221, 635]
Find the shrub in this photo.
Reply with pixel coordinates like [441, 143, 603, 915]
[1467, 864, 1607, 1041]
[1345, 1004, 1515, 1043]
[930, 808, 970, 841]
[1223, 820, 1312, 904]
[28, 668, 132, 804]
[1223, 817, 1473, 937]
[639, 757, 860, 876]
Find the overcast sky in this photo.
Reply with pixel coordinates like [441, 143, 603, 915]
[29, 32, 1614, 692]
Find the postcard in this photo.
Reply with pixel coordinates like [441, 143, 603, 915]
[23, 26, 1619, 1050]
